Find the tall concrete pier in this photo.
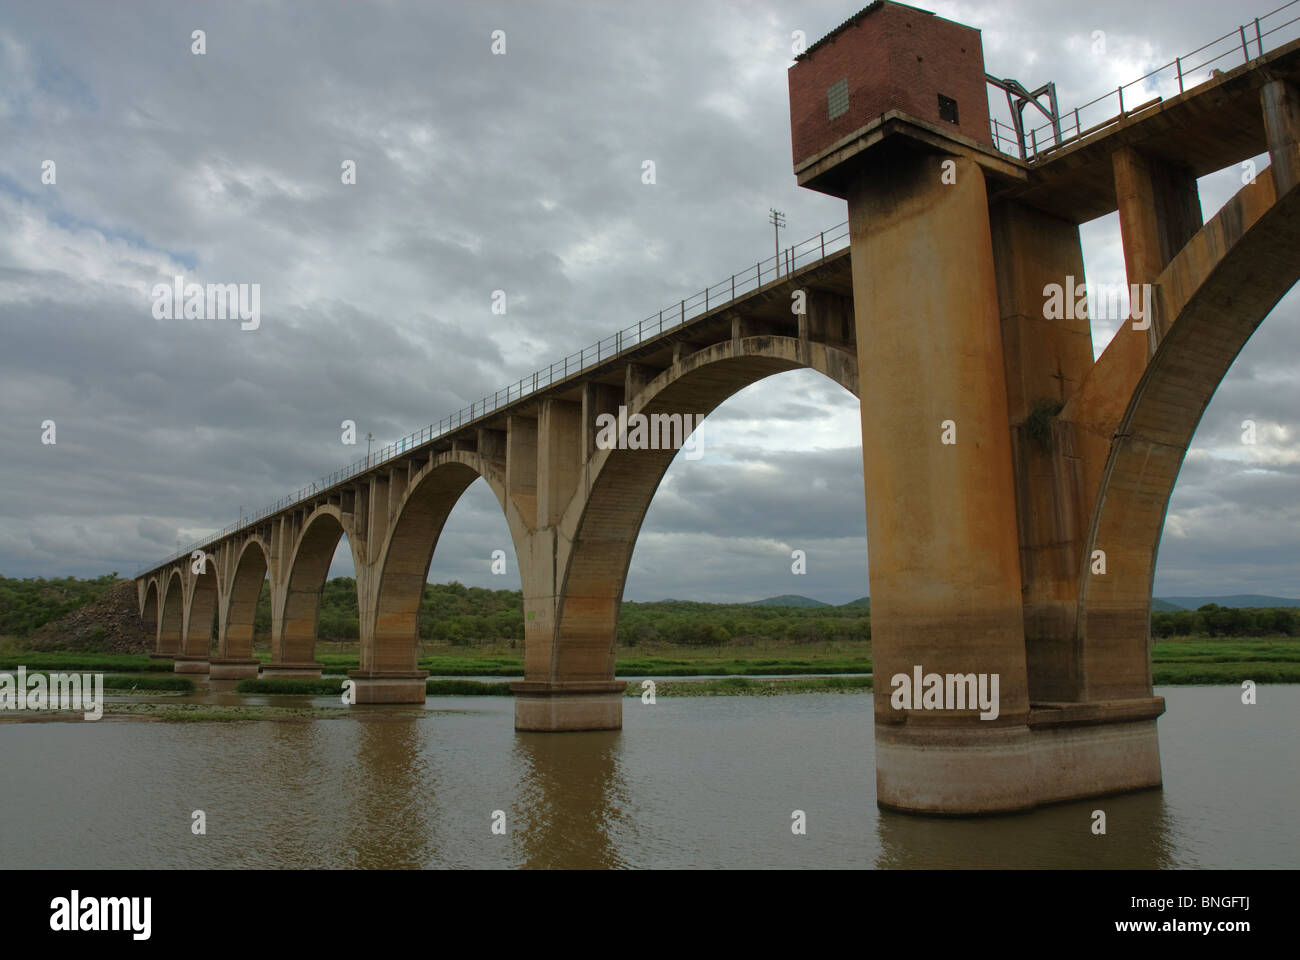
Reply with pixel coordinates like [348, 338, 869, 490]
[788, 0, 1300, 811]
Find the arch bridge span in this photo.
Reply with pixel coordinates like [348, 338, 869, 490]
[135, 5, 1300, 814]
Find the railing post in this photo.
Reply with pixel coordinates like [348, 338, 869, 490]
[1240, 24, 1251, 61]
[1176, 57, 1183, 93]
[659, 309, 663, 334]
[1255, 18, 1263, 58]
[1118, 85, 1124, 115]
[705, 288, 708, 311]
[731, 274, 735, 299]
[757, 261, 761, 286]
[1074, 107, 1081, 136]
[820, 231, 825, 258]
[680, 299, 685, 326]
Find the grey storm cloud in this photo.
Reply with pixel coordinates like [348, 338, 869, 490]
[0, 0, 1295, 603]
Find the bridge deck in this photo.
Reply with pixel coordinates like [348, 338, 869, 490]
[992, 36, 1300, 223]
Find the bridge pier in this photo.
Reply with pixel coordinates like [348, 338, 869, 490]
[346, 670, 429, 704]
[207, 658, 260, 679]
[172, 655, 210, 675]
[510, 681, 626, 731]
[788, 1, 1175, 812]
[260, 663, 323, 679]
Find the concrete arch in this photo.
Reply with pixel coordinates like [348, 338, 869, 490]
[278, 505, 354, 665]
[366, 452, 516, 673]
[221, 537, 270, 660]
[158, 569, 184, 656]
[183, 555, 220, 658]
[546, 335, 859, 682]
[140, 577, 159, 624]
[1076, 169, 1300, 699]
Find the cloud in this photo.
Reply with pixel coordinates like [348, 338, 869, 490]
[0, 0, 1294, 604]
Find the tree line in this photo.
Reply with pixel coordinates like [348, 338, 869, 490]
[2, 575, 1298, 644]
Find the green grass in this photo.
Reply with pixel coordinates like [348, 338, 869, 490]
[236, 677, 344, 695]
[236, 677, 514, 696]
[1152, 638, 1300, 663]
[616, 656, 870, 676]
[1153, 662, 1300, 684]
[101, 674, 195, 692]
[0, 652, 175, 672]
[0, 669, 194, 692]
[104, 703, 355, 722]
[625, 676, 874, 696]
[427, 679, 512, 695]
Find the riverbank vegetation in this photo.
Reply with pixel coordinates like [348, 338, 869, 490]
[3, 575, 1299, 691]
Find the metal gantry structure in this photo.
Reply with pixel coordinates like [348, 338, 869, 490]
[987, 0, 1300, 159]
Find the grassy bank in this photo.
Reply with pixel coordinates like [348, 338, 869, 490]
[0, 669, 194, 692]
[236, 677, 515, 696]
[4, 637, 1298, 698]
[0, 651, 174, 673]
[627, 676, 873, 696]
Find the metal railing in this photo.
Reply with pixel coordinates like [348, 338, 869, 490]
[988, 0, 1300, 160]
[137, 219, 852, 575]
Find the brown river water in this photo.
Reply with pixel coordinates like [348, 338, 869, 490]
[1, 684, 1296, 868]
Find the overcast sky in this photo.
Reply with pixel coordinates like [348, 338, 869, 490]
[1, 0, 1296, 604]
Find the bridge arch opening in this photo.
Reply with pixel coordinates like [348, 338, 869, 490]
[1074, 167, 1300, 699]
[183, 557, 219, 659]
[140, 579, 159, 635]
[159, 570, 183, 656]
[223, 539, 270, 661]
[552, 338, 862, 683]
[369, 456, 519, 673]
[279, 508, 353, 665]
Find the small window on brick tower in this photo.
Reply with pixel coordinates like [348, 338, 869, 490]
[827, 78, 849, 120]
[938, 94, 959, 125]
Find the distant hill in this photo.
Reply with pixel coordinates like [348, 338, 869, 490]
[839, 597, 869, 608]
[1156, 595, 1300, 610]
[1151, 599, 1184, 613]
[746, 595, 830, 608]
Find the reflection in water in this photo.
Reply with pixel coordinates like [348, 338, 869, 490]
[876, 787, 1178, 869]
[346, 715, 438, 868]
[511, 731, 630, 869]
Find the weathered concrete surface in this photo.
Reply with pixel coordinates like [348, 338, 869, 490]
[171, 655, 209, 675]
[511, 681, 626, 731]
[990, 200, 1095, 702]
[260, 663, 324, 679]
[207, 658, 260, 680]
[346, 671, 429, 704]
[845, 149, 1033, 813]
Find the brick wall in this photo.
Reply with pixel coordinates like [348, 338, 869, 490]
[788, 2, 991, 168]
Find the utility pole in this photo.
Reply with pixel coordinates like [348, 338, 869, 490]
[769, 208, 786, 274]
[366, 433, 375, 465]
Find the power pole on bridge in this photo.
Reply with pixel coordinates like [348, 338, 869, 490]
[769, 208, 786, 275]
